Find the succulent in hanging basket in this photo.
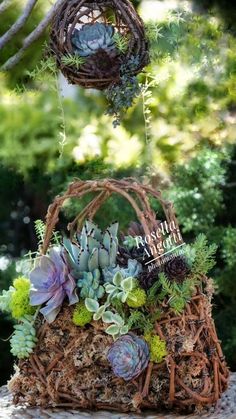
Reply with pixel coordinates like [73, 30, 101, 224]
[49, 0, 149, 90]
[71, 23, 116, 57]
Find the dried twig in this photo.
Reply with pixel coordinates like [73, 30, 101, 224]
[1, 0, 65, 71]
[0, 0, 38, 50]
[0, 0, 12, 15]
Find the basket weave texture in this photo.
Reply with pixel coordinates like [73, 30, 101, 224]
[50, 0, 149, 89]
[9, 179, 229, 413]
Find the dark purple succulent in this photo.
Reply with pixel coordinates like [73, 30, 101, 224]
[163, 255, 190, 282]
[30, 248, 78, 323]
[107, 333, 149, 381]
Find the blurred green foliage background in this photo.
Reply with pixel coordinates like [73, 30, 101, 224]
[0, 0, 236, 384]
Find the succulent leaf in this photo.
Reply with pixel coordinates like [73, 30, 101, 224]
[85, 298, 99, 312]
[85, 220, 103, 241]
[107, 221, 119, 238]
[98, 247, 110, 269]
[106, 324, 120, 336]
[88, 248, 99, 271]
[103, 230, 111, 251]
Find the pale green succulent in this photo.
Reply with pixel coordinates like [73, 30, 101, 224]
[10, 315, 37, 359]
[77, 269, 105, 300]
[103, 259, 142, 283]
[63, 220, 119, 279]
[85, 299, 129, 339]
[105, 271, 137, 303]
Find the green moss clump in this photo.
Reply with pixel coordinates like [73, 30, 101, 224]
[126, 287, 147, 308]
[145, 333, 167, 363]
[9, 277, 35, 319]
[72, 301, 93, 327]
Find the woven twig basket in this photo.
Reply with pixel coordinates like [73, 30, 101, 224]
[9, 179, 229, 412]
[50, 0, 149, 89]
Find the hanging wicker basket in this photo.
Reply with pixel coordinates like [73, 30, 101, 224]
[8, 179, 229, 413]
[49, 0, 149, 89]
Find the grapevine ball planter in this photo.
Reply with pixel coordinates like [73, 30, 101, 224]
[7, 179, 229, 413]
[49, 0, 149, 89]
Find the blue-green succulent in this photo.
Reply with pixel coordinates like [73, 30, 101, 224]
[71, 23, 116, 57]
[103, 258, 142, 283]
[63, 220, 118, 279]
[77, 269, 105, 300]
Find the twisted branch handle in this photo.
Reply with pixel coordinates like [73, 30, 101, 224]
[41, 178, 181, 255]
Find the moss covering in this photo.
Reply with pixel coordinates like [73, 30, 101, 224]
[72, 301, 93, 326]
[144, 333, 167, 363]
[9, 277, 35, 320]
[126, 287, 147, 308]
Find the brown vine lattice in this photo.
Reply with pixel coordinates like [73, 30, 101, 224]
[50, 0, 149, 89]
[9, 179, 229, 412]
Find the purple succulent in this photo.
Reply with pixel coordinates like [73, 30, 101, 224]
[30, 248, 78, 323]
[107, 333, 149, 381]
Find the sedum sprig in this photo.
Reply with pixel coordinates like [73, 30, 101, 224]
[10, 315, 38, 359]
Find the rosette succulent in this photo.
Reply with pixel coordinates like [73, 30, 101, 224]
[71, 23, 116, 57]
[107, 333, 150, 381]
[63, 220, 118, 279]
[164, 255, 190, 282]
[30, 248, 78, 323]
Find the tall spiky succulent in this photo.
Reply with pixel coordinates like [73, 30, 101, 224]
[10, 315, 37, 359]
[63, 220, 119, 279]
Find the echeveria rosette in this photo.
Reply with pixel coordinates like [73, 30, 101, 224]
[107, 333, 150, 381]
[72, 23, 115, 57]
[30, 248, 78, 323]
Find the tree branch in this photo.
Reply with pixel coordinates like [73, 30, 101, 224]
[1, 0, 64, 71]
[0, 0, 12, 15]
[0, 0, 38, 50]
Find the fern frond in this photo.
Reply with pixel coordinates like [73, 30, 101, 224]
[190, 234, 217, 279]
[34, 220, 46, 246]
[26, 57, 57, 80]
[61, 54, 85, 69]
[146, 280, 160, 305]
[34, 219, 61, 249]
[113, 33, 129, 53]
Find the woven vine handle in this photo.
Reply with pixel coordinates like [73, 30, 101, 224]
[41, 178, 181, 255]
